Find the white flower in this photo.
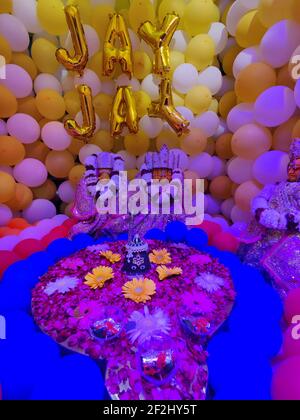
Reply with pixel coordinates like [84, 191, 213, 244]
[86, 243, 110, 253]
[44, 276, 79, 296]
[127, 306, 171, 345]
[195, 273, 224, 293]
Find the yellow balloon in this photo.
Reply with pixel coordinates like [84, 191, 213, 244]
[0, 136, 25, 166]
[68, 137, 83, 156]
[25, 141, 50, 162]
[31, 38, 59, 74]
[222, 45, 242, 77]
[291, 0, 300, 23]
[5, 183, 33, 211]
[258, 0, 294, 28]
[37, 0, 68, 35]
[67, 0, 92, 25]
[185, 85, 212, 115]
[170, 51, 185, 75]
[69, 164, 85, 186]
[183, 0, 220, 36]
[45, 150, 75, 179]
[219, 91, 237, 119]
[36, 89, 66, 120]
[91, 130, 114, 152]
[173, 92, 185, 107]
[0, 35, 12, 63]
[12, 53, 38, 80]
[185, 34, 215, 71]
[0, 0, 12, 13]
[133, 91, 152, 118]
[236, 10, 267, 49]
[158, 0, 186, 24]
[0, 85, 17, 118]
[128, 0, 155, 33]
[133, 51, 152, 80]
[88, 52, 105, 80]
[209, 98, 219, 113]
[0, 172, 16, 204]
[124, 131, 150, 156]
[180, 128, 207, 156]
[93, 93, 113, 120]
[156, 129, 180, 150]
[32, 180, 57, 200]
[91, 4, 115, 41]
[64, 90, 81, 117]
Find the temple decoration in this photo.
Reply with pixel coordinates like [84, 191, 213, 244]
[122, 234, 151, 276]
[64, 84, 96, 140]
[138, 13, 179, 77]
[103, 13, 133, 79]
[56, 5, 88, 76]
[110, 86, 139, 138]
[149, 79, 190, 136]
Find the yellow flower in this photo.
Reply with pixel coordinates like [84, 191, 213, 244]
[100, 250, 121, 264]
[122, 278, 156, 304]
[84, 266, 114, 290]
[149, 248, 172, 265]
[156, 265, 183, 281]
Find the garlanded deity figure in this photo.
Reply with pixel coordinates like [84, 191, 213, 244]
[70, 146, 188, 240]
[239, 139, 300, 297]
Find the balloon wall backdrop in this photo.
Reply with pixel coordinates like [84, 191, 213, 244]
[0, 0, 300, 233]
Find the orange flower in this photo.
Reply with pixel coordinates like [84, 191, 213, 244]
[100, 250, 121, 264]
[156, 265, 183, 281]
[149, 248, 172, 265]
[122, 278, 156, 304]
[84, 266, 114, 290]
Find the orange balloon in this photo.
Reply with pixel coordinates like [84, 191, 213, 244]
[232, 124, 272, 159]
[5, 183, 33, 211]
[273, 117, 298, 152]
[0, 171, 16, 203]
[68, 137, 84, 156]
[156, 130, 180, 150]
[45, 150, 75, 178]
[235, 62, 277, 103]
[278, 64, 296, 90]
[235, 181, 262, 212]
[219, 91, 237, 119]
[8, 218, 31, 230]
[210, 176, 233, 200]
[292, 119, 300, 138]
[180, 128, 207, 156]
[25, 141, 50, 162]
[32, 179, 57, 200]
[0, 85, 18, 118]
[216, 133, 233, 159]
[0, 136, 25, 166]
[91, 130, 114, 152]
[69, 164, 85, 186]
[12, 53, 38, 80]
[18, 97, 43, 121]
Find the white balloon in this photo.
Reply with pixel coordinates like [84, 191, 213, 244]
[101, 80, 116, 95]
[227, 157, 254, 184]
[221, 198, 235, 219]
[233, 47, 264, 78]
[74, 69, 101, 96]
[79, 145, 102, 165]
[34, 73, 62, 94]
[254, 86, 296, 127]
[139, 115, 163, 138]
[0, 64, 33, 98]
[128, 29, 141, 50]
[214, 119, 228, 138]
[0, 119, 7, 135]
[0, 204, 13, 227]
[61, 72, 75, 93]
[0, 13, 29, 51]
[0, 235, 20, 251]
[23, 199, 57, 224]
[192, 111, 220, 137]
[218, 76, 235, 96]
[42, 122, 72, 151]
[32, 31, 59, 46]
[75, 111, 101, 132]
[173, 64, 199, 94]
[231, 205, 252, 223]
[227, 103, 255, 132]
[176, 106, 194, 123]
[208, 157, 226, 180]
[253, 151, 289, 185]
[170, 30, 190, 52]
[188, 153, 213, 178]
[116, 75, 140, 91]
[261, 20, 300, 68]
[208, 22, 228, 54]
[12, 0, 42, 33]
[226, 0, 259, 36]
[198, 66, 223, 95]
[7, 113, 40, 144]
[141, 74, 160, 100]
[60, 24, 100, 58]
[205, 194, 222, 215]
[58, 181, 75, 204]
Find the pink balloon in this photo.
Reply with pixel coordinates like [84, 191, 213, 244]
[22, 199, 56, 224]
[282, 325, 300, 359]
[7, 113, 40, 144]
[272, 357, 300, 400]
[13, 158, 48, 188]
[285, 289, 300, 324]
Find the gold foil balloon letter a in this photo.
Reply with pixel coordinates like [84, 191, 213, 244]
[103, 13, 133, 78]
[56, 5, 88, 76]
[111, 86, 138, 138]
[65, 85, 96, 141]
[149, 79, 190, 136]
[138, 13, 180, 77]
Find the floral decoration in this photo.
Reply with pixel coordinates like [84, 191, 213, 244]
[84, 266, 114, 290]
[127, 306, 171, 345]
[156, 265, 183, 281]
[61, 258, 85, 270]
[149, 249, 172, 265]
[100, 250, 122, 264]
[122, 278, 156, 304]
[182, 291, 216, 314]
[44, 276, 79, 296]
[195, 273, 225, 293]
